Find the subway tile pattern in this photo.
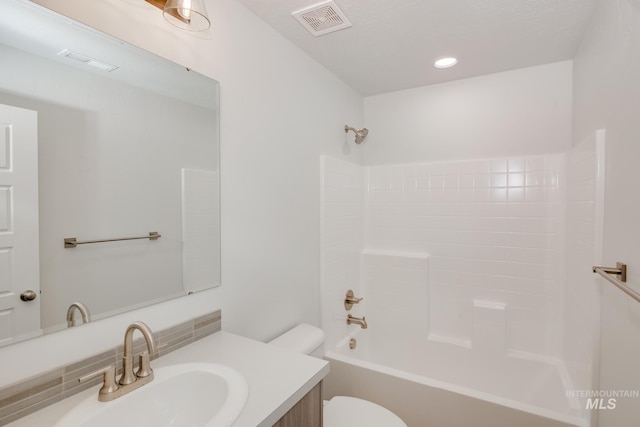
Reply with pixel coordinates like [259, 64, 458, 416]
[0, 310, 221, 426]
[366, 155, 565, 355]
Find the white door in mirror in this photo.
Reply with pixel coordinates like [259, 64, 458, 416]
[0, 104, 40, 345]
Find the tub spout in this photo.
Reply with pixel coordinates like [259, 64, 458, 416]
[347, 314, 368, 329]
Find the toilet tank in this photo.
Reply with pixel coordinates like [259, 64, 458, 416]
[268, 323, 325, 357]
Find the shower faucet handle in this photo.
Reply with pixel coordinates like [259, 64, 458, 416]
[344, 289, 363, 310]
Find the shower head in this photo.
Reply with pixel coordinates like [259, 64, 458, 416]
[345, 125, 369, 144]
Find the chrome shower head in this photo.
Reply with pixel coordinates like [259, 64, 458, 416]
[345, 125, 369, 144]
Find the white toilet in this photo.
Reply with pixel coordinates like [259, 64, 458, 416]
[269, 323, 407, 427]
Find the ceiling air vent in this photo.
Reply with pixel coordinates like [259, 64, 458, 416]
[292, 0, 352, 37]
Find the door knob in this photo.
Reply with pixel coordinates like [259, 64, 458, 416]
[20, 290, 37, 301]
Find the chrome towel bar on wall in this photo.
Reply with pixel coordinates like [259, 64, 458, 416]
[592, 262, 640, 303]
[64, 231, 161, 248]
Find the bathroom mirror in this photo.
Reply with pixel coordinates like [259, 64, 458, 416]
[0, 1, 220, 346]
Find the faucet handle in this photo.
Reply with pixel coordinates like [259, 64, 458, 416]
[78, 365, 119, 396]
[344, 289, 364, 310]
[136, 352, 154, 379]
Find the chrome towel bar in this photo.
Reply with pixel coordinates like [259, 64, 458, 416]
[592, 262, 640, 303]
[64, 231, 161, 248]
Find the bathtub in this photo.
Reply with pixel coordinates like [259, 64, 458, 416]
[323, 328, 587, 427]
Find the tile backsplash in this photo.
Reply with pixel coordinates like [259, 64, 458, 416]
[0, 310, 221, 426]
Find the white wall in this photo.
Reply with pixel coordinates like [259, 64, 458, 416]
[573, 0, 640, 425]
[363, 61, 573, 165]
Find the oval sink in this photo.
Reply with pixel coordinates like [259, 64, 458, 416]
[55, 363, 248, 427]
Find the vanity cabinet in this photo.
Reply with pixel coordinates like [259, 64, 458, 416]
[272, 381, 322, 427]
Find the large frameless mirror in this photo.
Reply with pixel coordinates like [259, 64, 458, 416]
[0, 0, 220, 346]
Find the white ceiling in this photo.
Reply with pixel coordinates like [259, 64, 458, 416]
[235, 0, 598, 96]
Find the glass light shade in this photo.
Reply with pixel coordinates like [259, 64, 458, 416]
[163, 0, 211, 32]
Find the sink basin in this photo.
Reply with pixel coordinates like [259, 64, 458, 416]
[55, 363, 249, 427]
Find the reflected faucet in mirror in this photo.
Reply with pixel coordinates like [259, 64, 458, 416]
[66, 302, 91, 327]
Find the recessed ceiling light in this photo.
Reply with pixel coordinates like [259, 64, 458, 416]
[434, 57, 458, 69]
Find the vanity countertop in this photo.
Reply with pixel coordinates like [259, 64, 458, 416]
[7, 331, 329, 427]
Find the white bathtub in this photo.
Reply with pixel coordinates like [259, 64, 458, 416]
[323, 328, 587, 427]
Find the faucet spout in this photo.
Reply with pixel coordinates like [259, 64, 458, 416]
[66, 302, 91, 327]
[347, 314, 368, 329]
[120, 321, 156, 386]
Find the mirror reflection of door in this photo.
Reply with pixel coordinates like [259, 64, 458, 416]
[0, 103, 40, 344]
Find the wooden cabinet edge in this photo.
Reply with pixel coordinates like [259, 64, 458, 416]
[272, 381, 322, 427]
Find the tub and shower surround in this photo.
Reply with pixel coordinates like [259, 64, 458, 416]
[321, 154, 566, 358]
[319, 153, 599, 426]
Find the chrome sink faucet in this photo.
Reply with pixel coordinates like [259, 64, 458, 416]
[78, 321, 157, 402]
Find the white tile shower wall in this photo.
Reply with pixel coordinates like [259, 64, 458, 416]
[320, 156, 365, 350]
[564, 130, 604, 421]
[366, 155, 566, 357]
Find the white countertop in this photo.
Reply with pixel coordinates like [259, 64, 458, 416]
[7, 332, 329, 427]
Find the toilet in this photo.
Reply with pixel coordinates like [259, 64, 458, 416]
[269, 323, 407, 427]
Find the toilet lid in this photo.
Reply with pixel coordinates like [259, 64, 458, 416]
[324, 396, 407, 427]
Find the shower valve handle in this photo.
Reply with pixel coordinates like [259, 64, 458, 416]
[344, 290, 363, 310]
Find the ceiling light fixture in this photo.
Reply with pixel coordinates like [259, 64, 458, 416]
[434, 57, 458, 69]
[145, 0, 211, 32]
